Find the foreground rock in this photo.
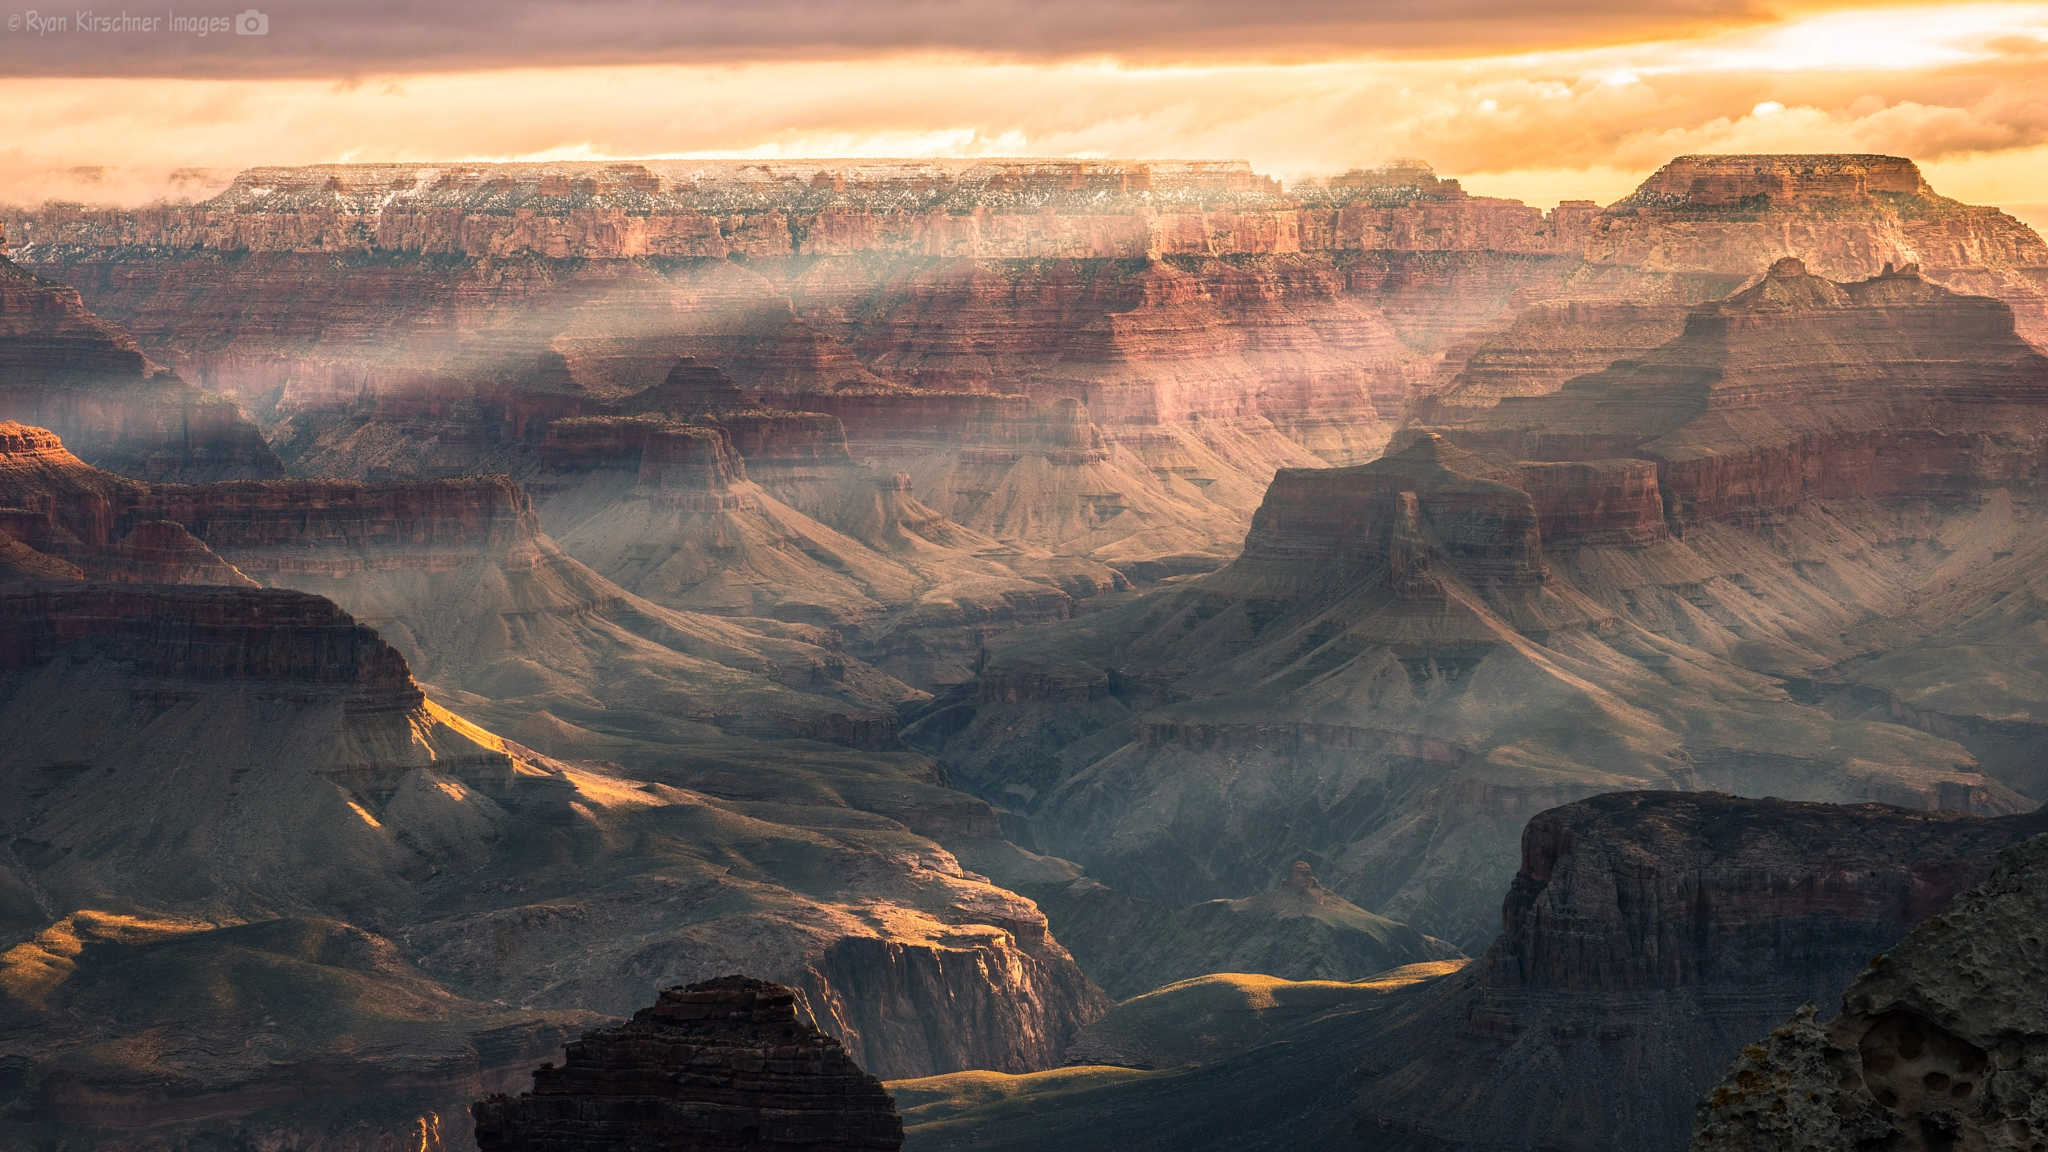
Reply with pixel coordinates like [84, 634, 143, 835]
[891, 793, 2048, 1152]
[1693, 831, 2048, 1152]
[474, 976, 903, 1151]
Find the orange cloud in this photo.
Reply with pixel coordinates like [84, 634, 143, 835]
[1, 2, 2044, 214]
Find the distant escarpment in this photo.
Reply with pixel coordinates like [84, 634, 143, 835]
[1693, 829, 2048, 1152]
[920, 430, 2024, 949]
[0, 242, 279, 482]
[1427, 154, 2048, 413]
[1433, 261, 2048, 528]
[474, 977, 903, 1152]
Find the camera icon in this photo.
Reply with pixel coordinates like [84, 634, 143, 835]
[234, 8, 267, 34]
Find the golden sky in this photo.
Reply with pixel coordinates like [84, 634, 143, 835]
[2, 1, 2045, 227]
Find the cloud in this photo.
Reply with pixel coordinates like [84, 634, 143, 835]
[1, 2, 2045, 215]
[0, 0, 1805, 78]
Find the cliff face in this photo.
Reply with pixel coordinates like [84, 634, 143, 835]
[1346, 793, 2048, 1152]
[474, 977, 903, 1152]
[1434, 261, 2048, 528]
[0, 582, 1109, 1147]
[0, 421, 926, 746]
[1428, 154, 2048, 411]
[1693, 831, 2048, 1152]
[0, 251, 280, 482]
[919, 428, 2027, 951]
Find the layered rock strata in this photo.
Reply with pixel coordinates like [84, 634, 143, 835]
[1692, 830, 2048, 1152]
[0, 240, 280, 482]
[921, 430, 2019, 947]
[1350, 793, 2048, 1152]
[1434, 261, 2048, 529]
[1427, 154, 2048, 412]
[0, 420, 923, 747]
[473, 977, 904, 1151]
[0, 575, 1110, 1148]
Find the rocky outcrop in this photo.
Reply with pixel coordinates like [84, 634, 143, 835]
[933, 412, 2037, 949]
[1692, 831, 2048, 1152]
[1434, 261, 2048, 528]
[83, 520, 259, 586]
[473, 977, 903, 1152]
[0, 582, 419, 706]
[0, 249, 280, 482]
[1026, 862, 1462, 1001]
[1344, 792, 2048, 1152]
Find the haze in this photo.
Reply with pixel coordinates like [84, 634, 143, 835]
[1, 0, 2045, 229]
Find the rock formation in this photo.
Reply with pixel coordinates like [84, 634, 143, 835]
[473, 976, 904, 1151]
[920, 430, 2022, 947]
[1345, 792, 2048, 1152]
[878, 793, 2048, 1152]
[1427, 154, 2048, 413]
[1692, 830, 2048, 1152]
[0, 237, 280, 482]
[1024, 862, 1462, 1001]
[1433, 260, 2048, 528]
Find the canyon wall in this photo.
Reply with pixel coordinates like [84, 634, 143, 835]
[0, 241, 280, 482]
[1350, 791, 2048, 1152]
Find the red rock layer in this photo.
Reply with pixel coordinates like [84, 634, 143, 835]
[1241, 433, 1548, 586]
[1432, 262, 2048, 527]
[84, 520, 259, 587]
[473, 976, 903, 1152]
[0, 582, 421, 709]
[0, 245, 282, 482]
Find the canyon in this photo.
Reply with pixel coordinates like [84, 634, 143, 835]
[2, 150, 2048, 1150]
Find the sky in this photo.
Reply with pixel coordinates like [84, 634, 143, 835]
[1, 0, 2045, 229]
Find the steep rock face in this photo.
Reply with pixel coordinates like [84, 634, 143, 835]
[1345, 793, 2048, 1152]
[0, 422, 924, 747]
[473, 977, 903, 1152]
[1, 159, 1609, 581]
[1434, 262, 2048, 528]
[1692, 831, 2048, 1152]
[0, 248, 280, 482]
[920, 433, 2021, 949]
[1427, 154, 2048, 412]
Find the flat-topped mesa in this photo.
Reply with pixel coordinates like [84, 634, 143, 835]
[0, 583, 423, 711]
[0, 255, 282, 482]
[1488, 792, 2048, 997]
[7, 158, 1590, 261]
[473, 976, 904, 1152]
[1618, 154, 1930, 209]
[1434, 261, 2048, 526]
